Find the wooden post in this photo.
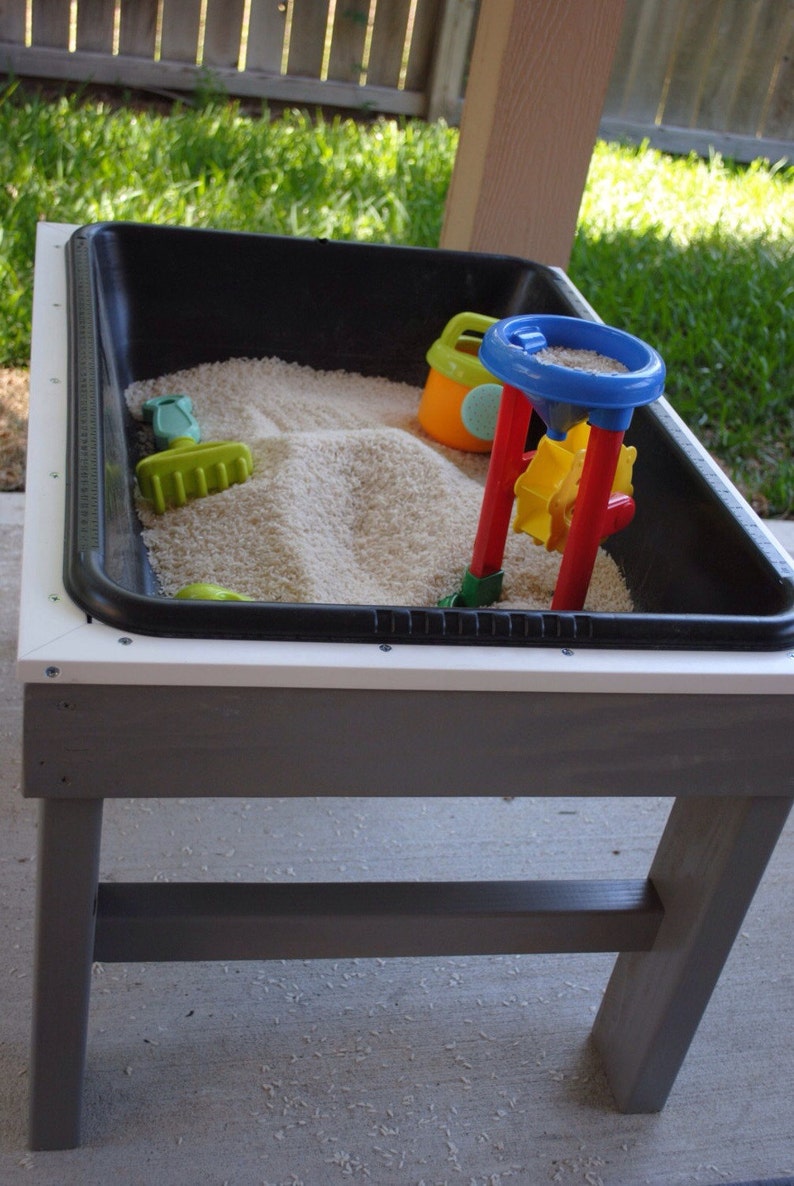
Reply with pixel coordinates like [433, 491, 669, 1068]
[440, 0, 627, 267]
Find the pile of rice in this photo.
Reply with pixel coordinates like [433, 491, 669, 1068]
[125, 356, 633, 613]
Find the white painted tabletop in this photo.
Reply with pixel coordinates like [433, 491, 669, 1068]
[17, 224, 794, 694]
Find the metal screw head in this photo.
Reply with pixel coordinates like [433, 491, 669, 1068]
[118, 637, 133, 646]
[561, 648, 575, 656]
[379, 643, 392, 652]
[44, 666, 61, 679]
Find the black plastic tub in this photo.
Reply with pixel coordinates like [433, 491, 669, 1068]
[64, 221, 794, 650]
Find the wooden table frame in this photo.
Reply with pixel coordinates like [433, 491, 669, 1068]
[19, 225, 794, 1150]
[22, 683, 793, 1148]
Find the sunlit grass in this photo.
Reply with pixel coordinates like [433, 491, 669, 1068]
[578, 138, 792, 244]
[570, 140, 793, 515]
[0, 86, 791, 512]
[0, 88, 456, 363]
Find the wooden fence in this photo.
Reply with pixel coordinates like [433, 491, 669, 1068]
[0, 0, 477, 123]
[0, 0, 792, 160]
[603, 0, 794, 162]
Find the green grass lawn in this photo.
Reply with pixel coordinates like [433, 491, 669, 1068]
[570, 142, 793, 518]
[1, 85, 792, 514]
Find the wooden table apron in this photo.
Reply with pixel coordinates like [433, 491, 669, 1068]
[23, 683, 794, 801]
[23, 680, 793, 1148]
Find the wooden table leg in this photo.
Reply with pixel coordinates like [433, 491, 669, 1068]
[593, 795, 792, 1112]
[29, 799, 104, 1150]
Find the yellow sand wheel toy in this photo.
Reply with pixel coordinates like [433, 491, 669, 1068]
[440, 315, 665, 612]
[512, 422, 638, 554]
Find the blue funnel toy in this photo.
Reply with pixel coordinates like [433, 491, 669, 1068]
[478, 315, 665, 439]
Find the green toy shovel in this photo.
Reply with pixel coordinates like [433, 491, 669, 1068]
[136, 395, 254, 514]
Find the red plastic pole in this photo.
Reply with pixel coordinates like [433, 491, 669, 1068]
[551, 425, 625, 611]
[469, 384, 533, 578]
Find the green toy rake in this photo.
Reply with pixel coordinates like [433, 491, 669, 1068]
[135, 395, 253, 514]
